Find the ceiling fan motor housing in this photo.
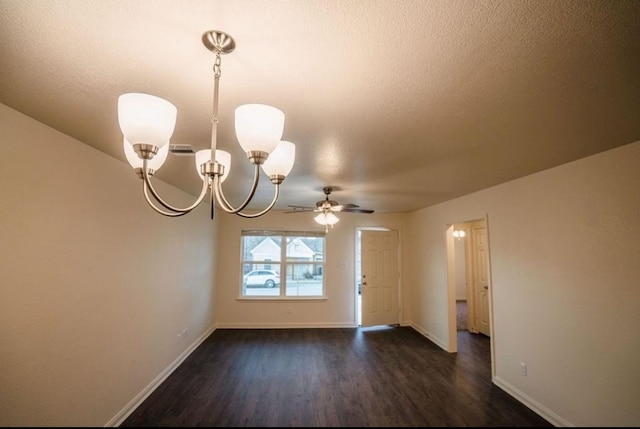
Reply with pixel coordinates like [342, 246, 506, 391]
[285, 186, 374, 214]
[317, 199, 339, 209]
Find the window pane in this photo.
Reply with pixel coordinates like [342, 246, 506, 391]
[285, 264, 323, 296]
[242, 236, 282, 262]
[241, 264, 281, 296]
[286, 236, 324, 261]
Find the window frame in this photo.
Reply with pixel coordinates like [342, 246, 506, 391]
[239, 230, 326, 300]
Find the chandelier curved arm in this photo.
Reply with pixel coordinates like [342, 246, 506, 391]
[142, 159, 210, 214]
[142, 181, 189, 217]
[233, 184, 281, 218]
[213, 163, 261, 214]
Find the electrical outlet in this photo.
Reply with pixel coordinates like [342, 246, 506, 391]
[520, 362, 527, 376]
[287, 307, 293, 314]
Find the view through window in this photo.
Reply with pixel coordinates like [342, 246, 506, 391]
[241, 230, 325, 298]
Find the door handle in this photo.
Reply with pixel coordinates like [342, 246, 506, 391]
[483, 286, 488, 290]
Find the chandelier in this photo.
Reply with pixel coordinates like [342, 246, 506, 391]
[117, 30, 296, 218]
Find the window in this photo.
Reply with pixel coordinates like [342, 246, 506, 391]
[241, 230, 325, 298]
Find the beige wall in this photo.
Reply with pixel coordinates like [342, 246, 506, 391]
[3, 100, 639, 427]
[405, 140, 640, 426]
[0, 104, 218, 426]
[215, 210, 408, 328]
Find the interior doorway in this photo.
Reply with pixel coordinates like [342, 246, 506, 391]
[452, 223, 471, 332]
[446, 217, 493, 370]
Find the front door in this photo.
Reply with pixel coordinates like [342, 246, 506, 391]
[360, 230, 400, 327]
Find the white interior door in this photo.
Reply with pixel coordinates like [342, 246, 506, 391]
[471, 220, 491, 337]
[360, 230, 400, 327]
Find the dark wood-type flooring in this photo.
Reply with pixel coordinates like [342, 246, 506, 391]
[457, 301, 467, 331]
[120, 326, 553, 427]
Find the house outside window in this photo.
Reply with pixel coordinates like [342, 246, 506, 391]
[241, 230, 325, 298]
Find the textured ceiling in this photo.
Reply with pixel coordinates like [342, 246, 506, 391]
[1, 0, 639, 213]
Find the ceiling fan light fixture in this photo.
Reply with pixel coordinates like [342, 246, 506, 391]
[116, 30, 295, 218]
[315, 211, 339, 226]
[453, 229, 466, 240]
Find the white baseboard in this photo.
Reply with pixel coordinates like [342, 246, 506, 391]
[493, 375, 572, 427]
[408, 322, 449, 351]
[106, 325, 216, 427]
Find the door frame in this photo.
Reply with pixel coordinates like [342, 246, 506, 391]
[446, 215, 495, 376]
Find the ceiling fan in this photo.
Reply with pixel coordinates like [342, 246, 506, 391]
[286, 187, 374, 230]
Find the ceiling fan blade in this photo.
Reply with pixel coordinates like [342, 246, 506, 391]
[292, 188, 375, 215]
[341, 208, 375, 214]
[285, 205, 316, 213]
[287, 205, 315, 209]
[333, 203, 359, 212]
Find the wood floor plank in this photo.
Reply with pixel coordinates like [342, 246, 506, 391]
[120, 326, 553, 427]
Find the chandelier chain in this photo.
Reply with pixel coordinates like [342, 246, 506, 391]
[213, 52, 222, 78]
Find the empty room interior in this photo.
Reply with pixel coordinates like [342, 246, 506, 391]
[1, 1, 639, 427]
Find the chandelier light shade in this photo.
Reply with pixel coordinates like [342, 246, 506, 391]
[235, 104, 285, 155]
[117, 30, 295, 218]
[123, 138, 170, 174]
[261, 141, 296, 178]
[118, 93, 177, 149]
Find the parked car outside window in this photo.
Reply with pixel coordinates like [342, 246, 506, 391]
[243, 270, 280, 288]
